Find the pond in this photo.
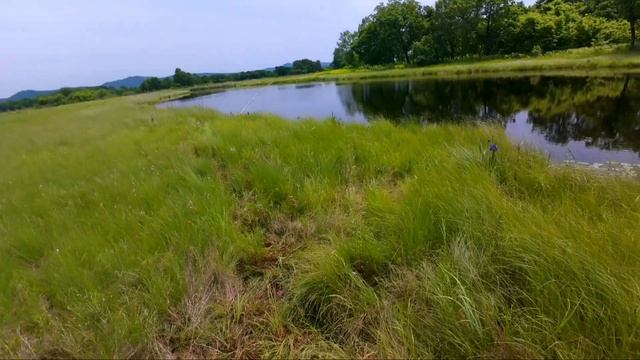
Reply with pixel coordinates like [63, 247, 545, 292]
[158, 76, 640, 164]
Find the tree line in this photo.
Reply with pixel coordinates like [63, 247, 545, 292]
[140, 59, 324, 92]
[0, 87, 135, 112]
[1, 59, 325, 112]
[333, 0, 639, 68]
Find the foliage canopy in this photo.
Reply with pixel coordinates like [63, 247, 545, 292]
[333, 0, 632, 68]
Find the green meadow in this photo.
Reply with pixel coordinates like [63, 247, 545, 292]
[1, 93, 639, 358]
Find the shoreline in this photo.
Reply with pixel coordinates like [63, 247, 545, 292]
[188, 46, 640, 95]
[560, 160, 640, 178]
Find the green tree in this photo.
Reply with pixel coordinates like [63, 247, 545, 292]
[291, 59, 323, 74]
[274, 66, 292, 76]
[140, 77, 163, 92]
[538, 0, 588, 49]
[411, 35, 438, 65]
[614, 0, 640, 47]
[432, 0, 484, 59]
[353, 0, 429, 65]
[332, 31, 359, 68]
[530, 0, 630, 49]
[59, 87, 73, 97]
[480, 0, 522, 55]
[583, 0, 619, 19]
[353, 15, 397, 65]
[173, 68, 195, 87]
[536, 0, 619, 19]
[513, 11, 556, 53]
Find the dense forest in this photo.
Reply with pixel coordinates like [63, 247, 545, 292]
[333, 0, 639, 67]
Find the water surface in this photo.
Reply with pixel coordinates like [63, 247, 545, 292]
[159, 76, 640, 164]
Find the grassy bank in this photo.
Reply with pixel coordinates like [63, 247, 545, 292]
[1, 94, 639, 358]
[189, 46, 640, 95]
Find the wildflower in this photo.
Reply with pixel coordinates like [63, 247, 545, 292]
[489, 141, 498, 154]
[488, 140, 499, 160]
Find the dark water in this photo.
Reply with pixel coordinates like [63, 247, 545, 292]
[159, 76, 640, 164]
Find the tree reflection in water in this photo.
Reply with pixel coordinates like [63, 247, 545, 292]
[338, 76, 640, 154]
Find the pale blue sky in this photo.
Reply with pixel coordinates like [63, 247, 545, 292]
[1, 0, 535, 97]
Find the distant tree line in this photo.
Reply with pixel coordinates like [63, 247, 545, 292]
[333, 0, 638, 68]
[1, 58, 326, 112]
[0, 87, 134, 112]
[140, 59, 324, 92]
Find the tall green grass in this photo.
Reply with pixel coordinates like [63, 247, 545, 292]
[0, 94, 639, 358]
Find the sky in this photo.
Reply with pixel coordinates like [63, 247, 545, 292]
[1, 0, 534, 98]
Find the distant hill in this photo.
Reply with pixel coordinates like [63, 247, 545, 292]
[101, 76, 149, 89]
[1, 76, 146, 103]
[1, 89, 57, 103]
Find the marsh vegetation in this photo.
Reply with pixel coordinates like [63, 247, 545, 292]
[1, 94, 639, 358]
